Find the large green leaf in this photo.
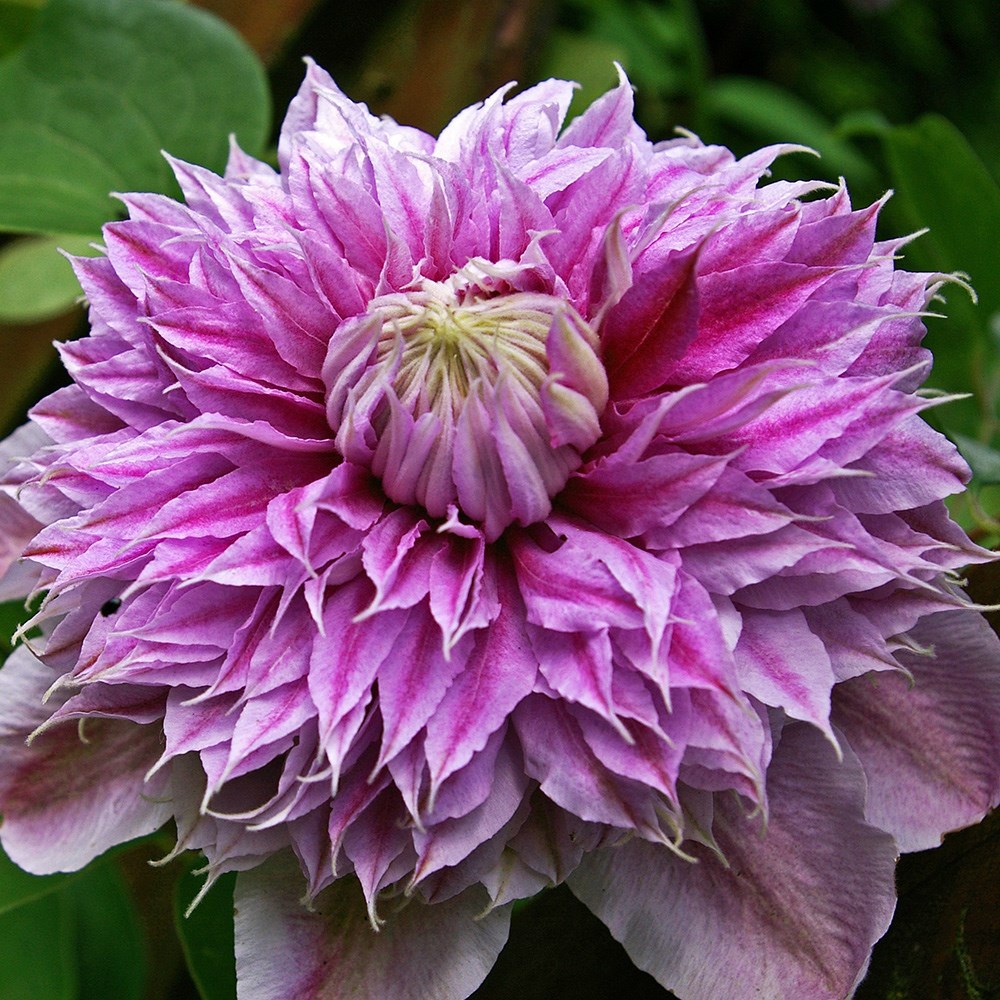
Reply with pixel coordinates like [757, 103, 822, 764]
[0, 0, 43, 58]
[0, 890, 76, 1000]
[175, 867, 237, 1000]
[0, 840, 73, 918]
[68, 862, 146, 1000]
[953, 433, 1000, 487]
[879, 115, 1000, 441]
[0, 0, 270, 236]
[882, 115, 1000, 322]
[0, 847, 149, 1000]
[0, 598, 24, 659]
[705, 76, 878, 191]
[0, 234, 98, 322]
[0, 593, 43, 661]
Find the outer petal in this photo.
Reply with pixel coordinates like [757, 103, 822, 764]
[0, 422, 49, 595]
[569, 723, 897, 1000]
[0, 646, 172, 873]
[234, 854, 511, 1000]
[832, 609, 1000, 851]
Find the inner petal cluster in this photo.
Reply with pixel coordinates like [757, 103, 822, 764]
[324, 264, 609, 538]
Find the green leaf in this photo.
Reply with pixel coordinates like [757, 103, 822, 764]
[175, 867, 237, 1000]
[0, 889, 76, 1000]
[0, 234, 97, 322]
[67, 861, 146, 1000]
[0, 849, 148, 1000]
[0, 599, 23, 658]
[878, 115, 1000, 441]
[953, 434, 1000, 486]
[0, 839, 74, 918]
[0, 0, 43, 59]
[0, 0, 270, 236]
[543, 31, 626, 123]
[705, 76, 878, 190]
[0, 593, 44, 661]
[882, 115, 1000, 312]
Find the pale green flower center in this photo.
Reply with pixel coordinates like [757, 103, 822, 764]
[373, 291, 565, 421]
[324, 263, 609, 539]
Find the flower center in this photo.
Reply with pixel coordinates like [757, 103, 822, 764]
[323, 264, 608, 539]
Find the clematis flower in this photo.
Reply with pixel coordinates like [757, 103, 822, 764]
[1, 62, 999, 1000]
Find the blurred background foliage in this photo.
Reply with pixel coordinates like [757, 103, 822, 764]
[0, 1, 999, 998]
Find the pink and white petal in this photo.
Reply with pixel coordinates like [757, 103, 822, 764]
[414, 796, 533, 907]
[411, 736, 529, 883]
[0, 424, 47, 592]
[427, 530, 498, 650]
[832, 609, 1000, 852]
[373, 607, 469, 772]
[505, 793, 600, 885]
[661, 262, 840, 385]
[423, 571, 537, 797]
[512, 518, 678, 641]
[0, 646, 172, 873]
[520, 145, 612, 202]
[498, 78, 574, 165]
[558, 64, 641, 151]
[309, 578, 407, 767]
[680, 522, 840, 596]
[220, 678, 317, 785]
[734, 607, 837, 742]
[647, 465, 802, 550]
[341, 788, 416, 924]
[569, 723, 897, 1000]
[573, 704, 684, 809]
[560, 448, 728, 539]
[601, 243, 701, 400]
[425, 726, 506, 824]
[532, 626, 621, 729]
[234, 855, 510, 1000]
[513, 694, 664, 838]
[679, 687, 769, 804]
[360, 508, 437, 614]
[833, 416, 969, 515]
[804, 599, 903, 682]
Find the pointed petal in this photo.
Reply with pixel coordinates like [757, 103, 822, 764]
[561, 449, 728, 538]
[602, 243, 700, 400]
[513, 694, 663, 838]
[308, 579, 407, 771]
[512, 518, 678, 640]
[734, 607, 837, 742]
[558, 65, 640, 150]
[424, 570, 537, 795]
[374, 607, 467, 772]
